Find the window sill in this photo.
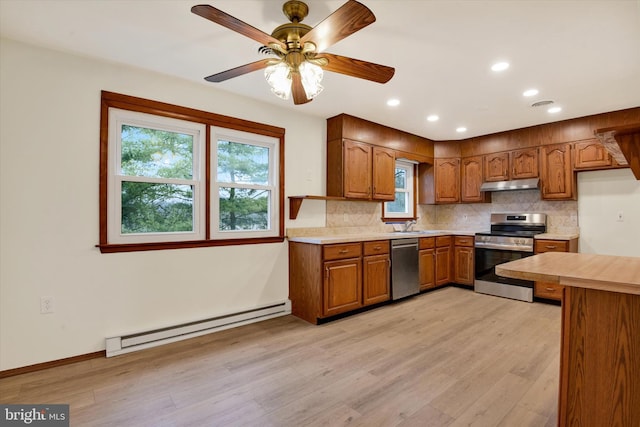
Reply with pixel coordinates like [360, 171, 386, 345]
[97, 236, 285, 253]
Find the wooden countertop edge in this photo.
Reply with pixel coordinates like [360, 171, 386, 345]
[496, 253, 640, 296]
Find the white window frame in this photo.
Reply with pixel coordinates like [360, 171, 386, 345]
[210, 126, 280, 239]
[107, 108, 206, 244]
[384, 159, 416, 219]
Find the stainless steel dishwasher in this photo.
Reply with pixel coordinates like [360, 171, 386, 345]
[391, 238, 420, 300]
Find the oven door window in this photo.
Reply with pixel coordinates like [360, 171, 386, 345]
[475, 248, 534, 287]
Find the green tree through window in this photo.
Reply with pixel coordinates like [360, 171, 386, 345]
[120, 125, 195, 234]
[217, 140, 270, 231]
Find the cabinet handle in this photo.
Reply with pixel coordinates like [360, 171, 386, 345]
[545, 287, 556, 292]
[545, 245, 557, 249]
[339, 249, 349, 254]
[373, 246, 381, 251]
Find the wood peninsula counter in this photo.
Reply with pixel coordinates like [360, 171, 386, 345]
[497, 252, 640, 427]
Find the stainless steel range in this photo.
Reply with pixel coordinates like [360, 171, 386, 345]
[474, 213, 547, 302]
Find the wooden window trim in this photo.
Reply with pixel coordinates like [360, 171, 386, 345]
[99, 91, 285, 253]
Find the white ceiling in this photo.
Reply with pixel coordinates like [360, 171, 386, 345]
[1, 0, 639, 140]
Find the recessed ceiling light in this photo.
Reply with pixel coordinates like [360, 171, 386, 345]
[427, 115, 439, 122]
[456, 127, 467, 133]
[523, 89, 539, 97]
[548, 106, 562, 114]
[491, 62, 510, 72]
[387, 98, 400, 107]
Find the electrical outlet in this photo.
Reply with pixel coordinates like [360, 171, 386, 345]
[616, 211, 624, 222]
[40, 296, 54, 314]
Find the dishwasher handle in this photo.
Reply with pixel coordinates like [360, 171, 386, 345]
[392, 243, 419, 249]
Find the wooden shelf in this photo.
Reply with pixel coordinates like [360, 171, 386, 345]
[289, 195, 383, 219]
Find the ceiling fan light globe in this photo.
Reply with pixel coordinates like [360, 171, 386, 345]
[299, 61, 324, 99]
[265, 62, 292, 100]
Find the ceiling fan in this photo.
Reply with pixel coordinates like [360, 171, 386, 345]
[191, 0, 395, 105]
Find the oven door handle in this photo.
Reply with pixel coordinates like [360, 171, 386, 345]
[475, 242, 533, 252]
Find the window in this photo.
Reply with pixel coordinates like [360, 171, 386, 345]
[108, 109, 206, 244]
[211, 127, 279, 239]
[99, 91, 284, 253]
[383, 160, 415, 219]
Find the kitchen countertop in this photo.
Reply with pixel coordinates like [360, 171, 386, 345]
[496, 252, 640, 295]
[287, 230, 480, 245]
[534, 233, 579, 240]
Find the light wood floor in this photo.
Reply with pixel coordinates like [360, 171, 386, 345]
[0, 287, 562, 427]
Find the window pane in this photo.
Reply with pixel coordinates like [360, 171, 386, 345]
[218, 187, 269, 231]
[395, 168, 406, 189]
[386, 191, 408, 214]
[217, 140, 269, 185]
[121, 125, 193, 179]
[121, 182, 193, 233]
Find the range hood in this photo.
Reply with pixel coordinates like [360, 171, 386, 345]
[480, 178, 539, 192]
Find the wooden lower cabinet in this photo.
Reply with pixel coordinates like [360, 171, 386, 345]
[453, 236, 474, 286]
[363, 241, 391, 305]
[323, 258, 362, 317]
[289, 240, 389, 324]
[419, 237, 436, 290]
[435, 236, 453, 286]
[534, 238, 578, 301]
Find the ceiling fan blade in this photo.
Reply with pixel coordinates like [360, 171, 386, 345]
[191, 5, 286, 50]
[291, 72, 311, 105]
[204, 59, 273, 82]
[300, 0, 376, 52]
[318, 53, 395, 83]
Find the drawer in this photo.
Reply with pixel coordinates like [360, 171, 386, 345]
[535, 240, 569, 253]
[535, 281, 564, 300]
[363, 240, 389, 256]
[454, 236, 474, 247]
[419, 237, 435, 249]
[436, 236, 452, 247]
[323, 242, 362, 261]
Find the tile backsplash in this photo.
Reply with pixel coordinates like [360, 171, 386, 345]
[322, 189, 578, 234]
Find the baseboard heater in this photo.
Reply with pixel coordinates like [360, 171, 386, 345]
[105, 300, 291, 357]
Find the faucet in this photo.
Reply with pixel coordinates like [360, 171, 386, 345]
[403, 219, 417, 232]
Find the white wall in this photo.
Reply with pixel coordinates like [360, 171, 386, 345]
[578, 168, 640, 256]
[0, 38, 326, 370]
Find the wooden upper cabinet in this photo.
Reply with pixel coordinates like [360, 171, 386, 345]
[461, 156, 490, 203]
[484, 152, 510, 181]
[511, 148, 539, 179]
[372, 147, 396, 201]
[435, 158, 460, 203]
[540, 143, 576, 200]
[327, 139, 395, 201]
[574, 140, 613, 170]
[343, 140, 373, 199]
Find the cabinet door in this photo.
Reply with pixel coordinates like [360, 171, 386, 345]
[435, 158, 460, 203]
[484, 152, 509, 182]
[540, 144, 575, 200]
[454, 246, 474, 285]
[323, 258, 362, 317]
[511, 148, 539, 179]
[461, 156, 489, 203]
[363, 254, 390, 305]
[534, 239, 570, 301]
[574, 140, 613, 170]
[435, 246, 452, 286]
[343, 140, 372, 199]
[419, 248, 435, 290]
[372, 147, 396, 201]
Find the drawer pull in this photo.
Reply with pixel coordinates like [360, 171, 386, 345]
[545, 287, 556, 292]
[545, 245, 557, 249]
[339, 249, 349, 254]
[373, 246, 381, 250]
